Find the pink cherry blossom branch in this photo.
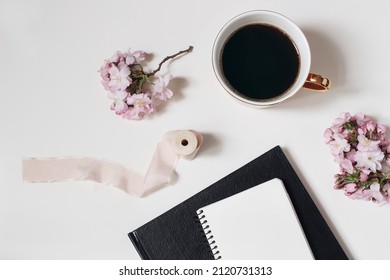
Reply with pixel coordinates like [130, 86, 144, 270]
[147, 46, 193, 77]
[99, 46, 193, 120]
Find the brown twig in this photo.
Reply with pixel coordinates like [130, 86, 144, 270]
[147, 46, 193, 77]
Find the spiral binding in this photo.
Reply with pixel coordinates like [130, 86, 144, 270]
[196, 209, 222, 260]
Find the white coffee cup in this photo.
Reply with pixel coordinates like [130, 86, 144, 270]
[212, 10, 330, 107]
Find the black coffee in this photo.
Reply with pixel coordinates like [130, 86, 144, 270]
[221, 24, 300, 100]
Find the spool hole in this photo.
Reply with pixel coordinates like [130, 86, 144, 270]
[181, 139, 189, 146]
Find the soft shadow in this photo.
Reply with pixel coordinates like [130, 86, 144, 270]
[282, 147, 354, 259]
[143, 52, 155, 64]
[303, 28, 346, 88]
[169, 171, 179, 185]
[168, 76, 188, 103]
[275, 28, 351, 110]
[153, 76, 189, 116]
[198, 133, 222, 157]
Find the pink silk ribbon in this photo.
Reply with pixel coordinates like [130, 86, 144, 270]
[23, 130, 203, 197]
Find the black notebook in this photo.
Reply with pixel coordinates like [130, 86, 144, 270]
[128, 146, 348, 260]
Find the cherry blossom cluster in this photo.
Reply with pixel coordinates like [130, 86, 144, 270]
[99, 47, 191, 120]
[324, 112, 390, 204]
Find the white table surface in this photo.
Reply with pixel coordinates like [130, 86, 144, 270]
[1, 0, 389, 260]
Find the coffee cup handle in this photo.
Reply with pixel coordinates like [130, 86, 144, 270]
[303, 73, 331, 92]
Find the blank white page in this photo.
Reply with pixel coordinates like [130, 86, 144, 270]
[197, 178, 313, 260]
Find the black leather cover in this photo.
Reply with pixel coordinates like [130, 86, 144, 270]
[129, 146, 348, 260]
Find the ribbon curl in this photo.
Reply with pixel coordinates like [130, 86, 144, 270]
[23, 130, 203, 197]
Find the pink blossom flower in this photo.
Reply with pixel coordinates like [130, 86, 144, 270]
[329, 134, 351, 156]
[99, 61, 113, 90]
[357, 134, 381, 152]
[355, 150, 384, 172]
[359, 169, 370, 182]
[344, 183, 358, 195]
[377, 124, 387, 134]
[108, 66, 131, 92]
[383, 184, 390, 203]
[355, 112, 371, 127]
[380, 140, 390, 149]
[122, 106, 151, 120]
[127, 93, 153, 110]
[333, 154, 345, 164]
[366, 121, 376, 132]
[111, 51, 126, 64]
[152, 74, 173, 102]
[126, 49, 146, 65]
[346, 149, 357, 162]
[323, 128, 333, 144]
[110, 101, 128, 115]
[357, 127, 367, 136]
[325, 112, 390, 205]
[348, 188, 365, 200]
[121, 107, 138, 120]
[99, 46, 192, 120]
[124, 94, 154, 120]
[362, 183, 386, 203]
[340, 159, 354, 173]
[108, 91, 128, 115]
[331, 112, 351, 131]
